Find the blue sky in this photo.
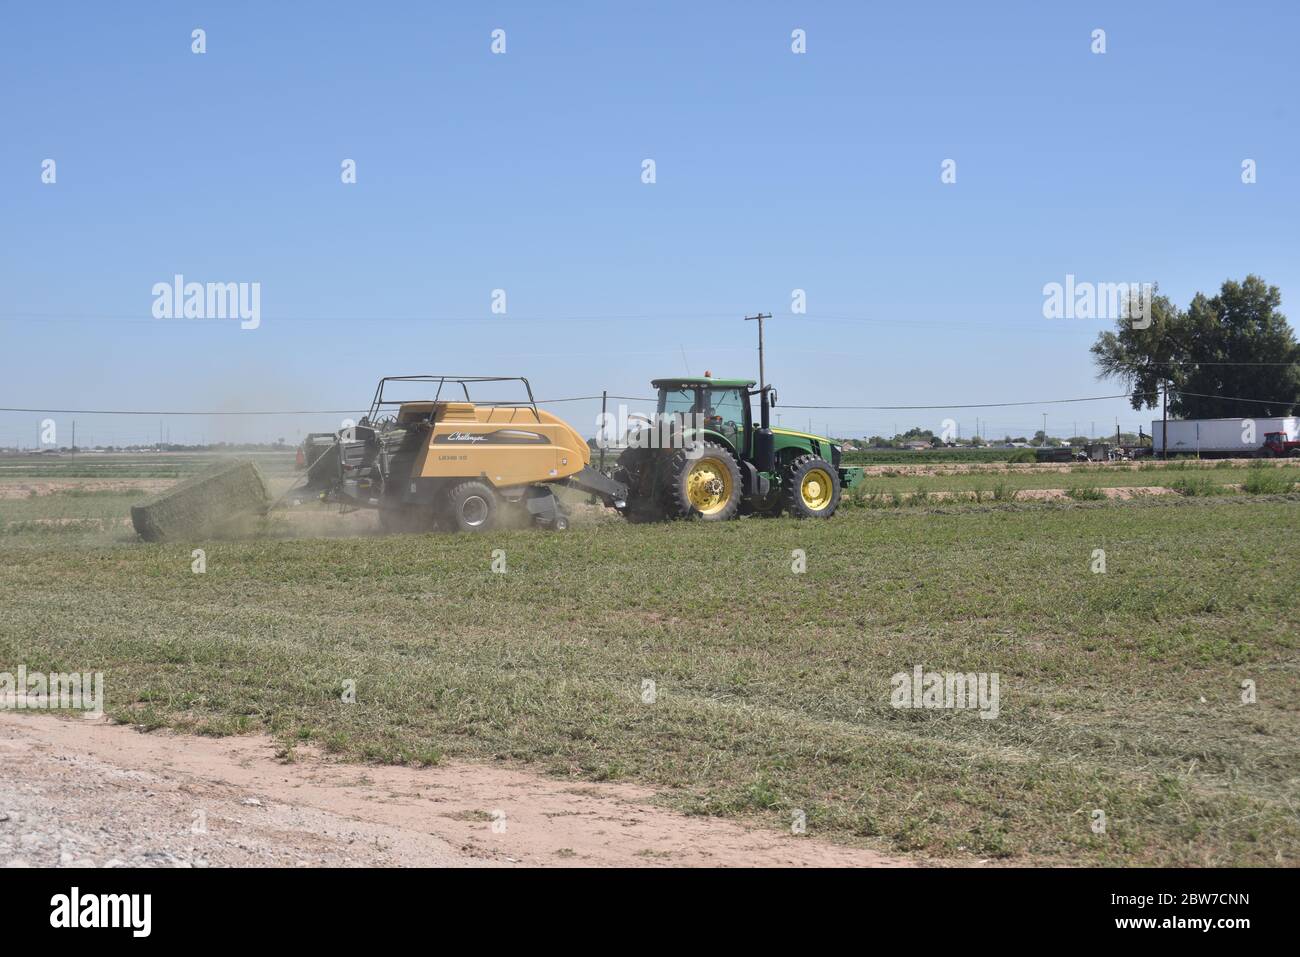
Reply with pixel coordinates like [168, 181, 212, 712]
[2, 1, 1297, 446]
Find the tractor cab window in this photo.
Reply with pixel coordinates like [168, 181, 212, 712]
[659, 388, 698, 420]
[703, 388, 746, 450]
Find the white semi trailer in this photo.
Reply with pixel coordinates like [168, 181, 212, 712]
[1152, 417, 1300, 457]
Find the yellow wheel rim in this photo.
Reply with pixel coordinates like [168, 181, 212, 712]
[800, 468, 834, 510]
[686, 457, 733, 515]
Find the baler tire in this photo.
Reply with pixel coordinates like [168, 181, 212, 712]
[446, 480, 499, 533]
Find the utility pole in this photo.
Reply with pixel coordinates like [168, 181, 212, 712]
[599, 390, 608, 472]
[1042, 412, 1047, 446]
[1161, 378, 1168, 460]
[743, 313, 772, 392]
[71, 420, 76, 460]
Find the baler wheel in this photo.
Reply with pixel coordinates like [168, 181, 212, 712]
[446, 480, 498, 533]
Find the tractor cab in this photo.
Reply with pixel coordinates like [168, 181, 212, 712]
[650, 374, 757, 456]
[1260, 431, 1300, 457]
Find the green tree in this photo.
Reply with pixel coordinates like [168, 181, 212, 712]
[1089, 286, 1179, 413]
[1173, 277, 1300, 416]
[1091, 276, 1299, 417]
[899, 426, 935, 441]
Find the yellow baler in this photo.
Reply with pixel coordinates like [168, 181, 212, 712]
[303, 376, 627, 532]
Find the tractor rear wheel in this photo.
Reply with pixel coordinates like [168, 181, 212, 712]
[615, 447, 665, 522]
[445, 480, 498, 533]
[782, 454, 841, 518]
[663, 442, 742, 521]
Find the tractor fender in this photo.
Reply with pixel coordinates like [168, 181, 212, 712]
[677, 427, 739, 460]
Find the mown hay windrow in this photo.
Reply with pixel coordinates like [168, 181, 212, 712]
[130, 459, 270, 542]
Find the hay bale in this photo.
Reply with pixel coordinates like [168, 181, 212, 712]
[131, 459, 270, 542]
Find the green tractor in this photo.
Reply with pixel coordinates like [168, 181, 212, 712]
[612, 376, 864, 521]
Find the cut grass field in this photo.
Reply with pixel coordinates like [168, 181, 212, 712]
[2, 463, 1297, 866]
[848, 461, 1299, 498]
[0, 452, 294, 481]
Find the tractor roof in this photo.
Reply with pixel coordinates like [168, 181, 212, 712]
[651, 377, 756, 390]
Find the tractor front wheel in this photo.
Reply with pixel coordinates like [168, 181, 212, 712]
[782, 455, 842, 518]
[664, 443, 742, 521]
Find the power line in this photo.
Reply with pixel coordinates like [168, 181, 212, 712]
[0, 396, 656, 416]
[0, 311, 1028, 323]
[0, 311, 1118, 332]
[3, 390, 1294, 418]
[1171, 390, 1297, 407]
[1164, 360, 1299, 366]
[0, 407, 363, 416]
[781, 393, 1138, 410]
[0, 313, 727, 324]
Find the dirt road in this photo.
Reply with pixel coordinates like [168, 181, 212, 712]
[0, 713, 910, 868]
